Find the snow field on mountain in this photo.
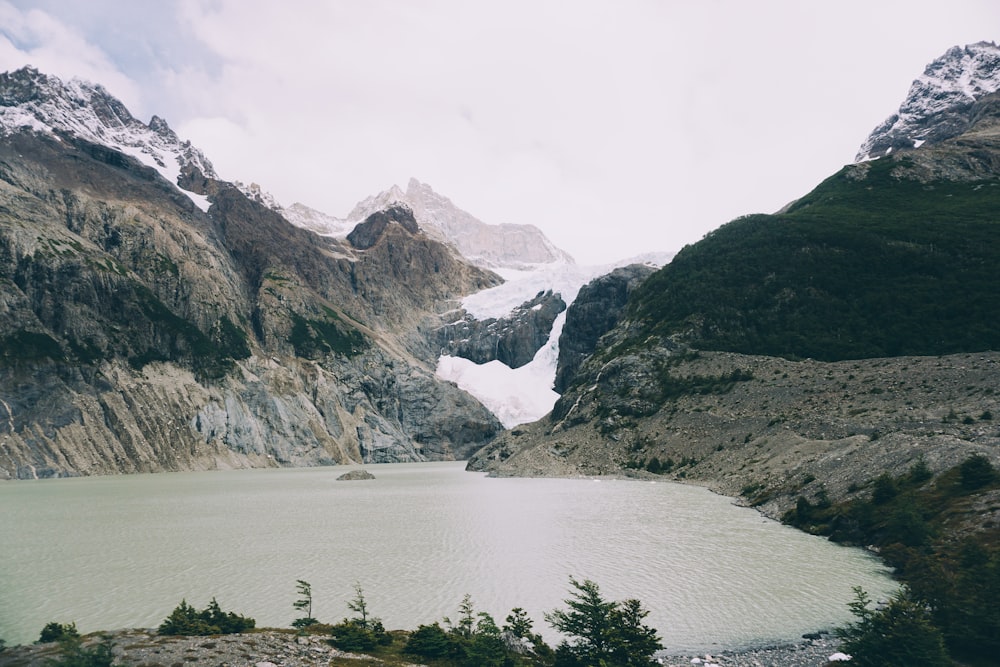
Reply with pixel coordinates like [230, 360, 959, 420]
[436, 255, 669, 428]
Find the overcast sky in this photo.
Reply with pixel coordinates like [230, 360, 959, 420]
[1, 1, 997, 264]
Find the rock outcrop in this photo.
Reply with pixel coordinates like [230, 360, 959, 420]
[337, 469, 375, 480]
[436, 290, 566, 369]
[346, 205, 420, 250]
[856, 41, 1000, 161]
[344, 178, 574, 270]
[553, 264, 655, 393]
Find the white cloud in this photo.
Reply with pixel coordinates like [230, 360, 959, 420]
[3, 0, 1000, 263]
[0, 1, 142, 114]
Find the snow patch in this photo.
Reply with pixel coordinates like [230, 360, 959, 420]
[438, 252, 672, 428]
[0, 68, 218, 212]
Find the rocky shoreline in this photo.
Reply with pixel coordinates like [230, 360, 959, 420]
[0, 628, 851, 667]
[657, 635, 847, 667]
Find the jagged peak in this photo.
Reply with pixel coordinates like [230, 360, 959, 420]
[341, 177, 575, 270]
[235, 181, 282, 210]
[0, 66, 217, 211]
[856, 41, 1000, 161]
[346, 204, 420, 250]
[345, 183, 407, 223]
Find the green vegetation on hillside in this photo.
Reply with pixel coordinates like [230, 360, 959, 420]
[290, 306, 367, 359]
[628, 157, 1000, 361]
[783, 455, 1000, 665]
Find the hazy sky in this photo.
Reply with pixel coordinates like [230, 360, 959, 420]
[1, 1, 997, 264]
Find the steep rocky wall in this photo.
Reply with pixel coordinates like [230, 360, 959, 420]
[0, 349, 499, 479]
[554, 264, 655, 392]
[0, 131, 502, 478]
[435, 290, 565, 369]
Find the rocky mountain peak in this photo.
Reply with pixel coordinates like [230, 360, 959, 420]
[0, 66, 217, 210]
[341, 177, 574, 270]
[346, 204, 420, 249]
[856, 41, 1000, 161]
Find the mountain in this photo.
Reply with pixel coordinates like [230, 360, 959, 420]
[471, 44, 1000, 520]
[856, 41, 1000, 161]
[0, 66, 503, 479]
[290, 177, 574, 270]
[0, 67, 216, 212]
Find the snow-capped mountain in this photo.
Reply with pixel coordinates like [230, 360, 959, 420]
[345, 178, 574, 270]
[0, 67, 216, 211]
[281, 177, 574, 271]
[856, 41, 1000, 161]
[0, 66, 506, 477]
[281, 201, 356, 237]
[435, 252, 671, 427]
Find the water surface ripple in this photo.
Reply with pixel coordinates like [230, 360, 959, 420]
[0, 462, 894, 651]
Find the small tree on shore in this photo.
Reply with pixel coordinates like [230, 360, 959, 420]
[836, 586, 949, 667]
[330, 583, 391, 650]
[546, 577, 662, 666]
[292, 580, 318, 629]
[38, 622, 80, 643]
[346, 582, 370, 629]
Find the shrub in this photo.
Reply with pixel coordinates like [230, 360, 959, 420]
[46, 634, 114, 667]
[871, 473, 898, 504]
[38, 622, 80, 643]
[836, 587, 948, 667]
[959, 454, 996, 490]
[404, 622, 452, 660]
[158, 598, 255, 636]
[329, 620, 377, 651]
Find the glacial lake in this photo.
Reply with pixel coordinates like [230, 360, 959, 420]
[0, 462, 894, 652]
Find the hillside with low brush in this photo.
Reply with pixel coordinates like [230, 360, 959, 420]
[472, 57, 1000, 529]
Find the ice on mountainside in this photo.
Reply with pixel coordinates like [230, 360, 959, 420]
[0, 67, 216, 211]
[436, 252, 671, 428]
[856, 41, 1000, 161]
[281, 202, 356, 237]
[325, 174, 671, 427]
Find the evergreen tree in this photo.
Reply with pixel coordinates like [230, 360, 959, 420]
[837, 587, 949, 667]
[610, 598, 662, 666]
[546, 577, 661, 666]
[346, 581, 370, 629]
[38, 622, 79, 643]
[546, 577, 618, 665]
[404, 622, 452, 660]
[504, 607, 534, 639]
[292, 579, 317, 628]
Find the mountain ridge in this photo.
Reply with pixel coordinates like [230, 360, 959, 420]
[0, 66, 504, 478]
[856, 40, 1000, 161]
[473, 43, 1000, 519]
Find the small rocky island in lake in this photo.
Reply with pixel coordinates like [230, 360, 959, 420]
[337, 469, 375, 481]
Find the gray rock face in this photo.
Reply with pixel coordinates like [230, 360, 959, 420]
[345, 178, 575, 270]
[337, 469, 375, 480]
[436, 290, 566, 369]
[856, 41, 1000, 161]
[346, 205, 419, 250]
[553, 264, 655, 393]
[469, 345, 1000, 522]
[0, 73, 503, 479]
